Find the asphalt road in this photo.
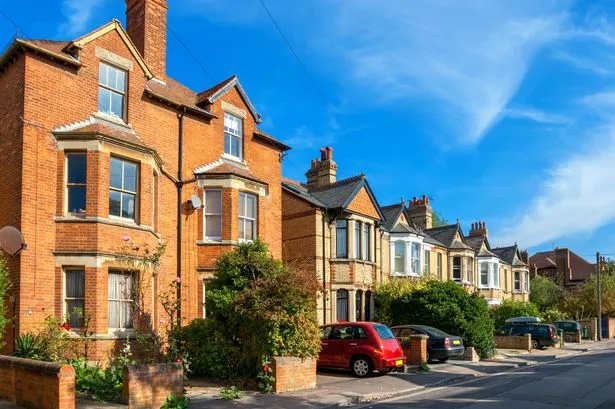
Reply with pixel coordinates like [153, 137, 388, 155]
[361, 346, 615, 409]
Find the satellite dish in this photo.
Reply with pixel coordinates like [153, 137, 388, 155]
[0, 226, 27, 256]
[190, 195, 202, 210]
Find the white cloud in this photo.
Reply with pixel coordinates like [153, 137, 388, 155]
[552, 51, 614, 76]
[495, 123, 615, 248]
[504, 107, 572, 124]
[579, 91, 615, 108]
[327, 0, 569, 144]
[58, 0, 103, 37]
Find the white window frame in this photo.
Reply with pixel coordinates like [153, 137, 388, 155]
[203, 189, 222, 241]
[478, 258, 500, 289]
[394, 241, 405, 274]
[98, 62, 127, 120]
[224, 112, 243, 160]
[452, 256, 462, 282]
[109, 157, 139, 222]
[363, 224, 370, 261]
[64, 268, 85, 329]
[107, 271, 135, 330]
[238, 192, 257, 242]
[424, 249, 430, 275]
[514, 271, 521, 291]
[65, 152, 87, 215]
[411, 242, 421, 275]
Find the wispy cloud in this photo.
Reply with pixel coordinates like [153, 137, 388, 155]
[579, 91, 615, 108]
[504, 107, 572, 124]
[552, 51, 614, 76]
[326, 0, 569, 144]
[58, 0, 103, 37]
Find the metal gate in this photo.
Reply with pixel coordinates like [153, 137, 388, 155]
[602, 318, 608, 339]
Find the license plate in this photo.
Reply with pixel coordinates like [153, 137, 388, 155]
[453, 340, 461, 345]
[395, 360, 403, 366]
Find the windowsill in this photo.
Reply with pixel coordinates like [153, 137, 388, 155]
[108, 215, 138, 225]
[221, 153, 246, 166]
[55, 216, 158, 237]
[330, 258, 376, 266]
[478, 286, 501, 290]
[104, 329, 137, 339]
[94, 111, 129, 128]
[391, 272, 423, 277]
[196, 239, 238, 246]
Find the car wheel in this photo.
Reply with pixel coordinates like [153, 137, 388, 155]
[531, 339, 539, 350]
[438, 358, 449, 363]
[351, 356, 373, 378]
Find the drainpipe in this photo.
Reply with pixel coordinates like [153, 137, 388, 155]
[322, 209, 327, 324]
[176, 108, 186, 326]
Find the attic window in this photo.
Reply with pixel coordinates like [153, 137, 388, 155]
[224, 113, 243, 160]
[98, 63, 127, 120]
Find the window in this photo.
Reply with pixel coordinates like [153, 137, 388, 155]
[480, 262, 489, 287]
[98, 63, 126, 119]
[355, 326, 368, 339]
[320, 326, 333, 340]
[373, 324, 395, 340]
[468, 258, 474, 283]
[65, 269, 85, 328]
[355, 290, 363, 321]
[411, 243, 421, 274]
[479, 261, 500, 288]
[109, 157, 138, 220]
[336, 220, 348, 258]
[514, 271, 521, 290]
[331, 325, 355, 340]
[524, 272, 529, 292]
[66, 153, 87, 214]
[491, 264, 500, 288]
[108, 271, 134, 329]
[204, 189, 222, 240]
[336, 290, 348, 322]
[394, 241, 405, 273]
[363, 224, 370, 261]
[202, 280, 207, 318]
[239, 192, 257, 241]
[354, 222, 361, 259]
[437, 253, 442, 279]
[453, 257, 462, 281]
[224, 113, 243, 159]
[424, 250, 430, 275]
[365, 291, 372, 321]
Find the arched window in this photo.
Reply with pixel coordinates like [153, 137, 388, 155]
[336, 290, 348, 322]
[355, 290, 363, 321]
[365, 291, 372, 321]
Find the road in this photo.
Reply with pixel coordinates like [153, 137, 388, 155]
[361, 346, 615, 409]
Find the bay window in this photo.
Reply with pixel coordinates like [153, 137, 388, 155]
[108, 271, 134, 329]
[394, 241, 405, 274]
[354, 222, 361, 259]
[363, 224, 370, 261]
[204, 189, 222, 240]
[336, 220, 348, 258]
[411, 242, 421, 275]
[514, 271, 521, 291]
[479, 260, 500, 288]
[109, 157, 138, 221]
[66, 153, 87, 214]
[336, 289, 348, 322]
[453, 257, 462, 281]
[239, 192, 257, 241]
[65, 269, 85, 328]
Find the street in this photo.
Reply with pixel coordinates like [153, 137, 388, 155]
[360, 346, 615, 409]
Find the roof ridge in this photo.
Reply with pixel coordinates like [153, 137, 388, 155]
[196, 74, 237, 100]
[309, 174, 365, 191]
[381, 203, 404, 209]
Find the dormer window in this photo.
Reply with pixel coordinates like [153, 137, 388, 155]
[224, 113, 243, 160]
[98, 63, 127, 120]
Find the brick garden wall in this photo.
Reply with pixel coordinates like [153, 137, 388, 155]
[122, 362, 183, 409]
[272, 357, 316, 393]
[495, 334, 532, 351]
[0, 355, 75, 409]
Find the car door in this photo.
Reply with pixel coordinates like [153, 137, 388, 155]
[318, 326, 334, 367]
[328, 325, 354, 368]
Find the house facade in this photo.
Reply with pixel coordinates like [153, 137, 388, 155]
[282, 148, 389, 325]
[529, 248, 595, 288]
[0, 0, 289, 356]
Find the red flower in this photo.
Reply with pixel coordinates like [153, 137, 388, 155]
[176, 357, 183, 364]
[262, 364, 271, 373]
[59, 322, 71, 331]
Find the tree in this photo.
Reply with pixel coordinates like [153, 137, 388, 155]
[490, 300, 540, 328]
[373, 278, 427, 324]
[0, 254, 11, 350]
[432, 211, 449, 227]
[530, 276, 562, 311]
[387, 280, 496, 358]
[560, 269, 615, 319]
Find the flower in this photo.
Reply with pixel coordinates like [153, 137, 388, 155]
[176, 357, 183, 364]
[59, 322, 71, 331]
[121, 235, 131, 242]
[175, 276, 182, 284]
[262, 364, 271, 373]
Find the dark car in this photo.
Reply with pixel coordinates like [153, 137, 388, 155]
[391, 325, 464, 363]
[318, 322, 405, 377]
[497, 323, 559, 349]
[553, 320, 583, 341]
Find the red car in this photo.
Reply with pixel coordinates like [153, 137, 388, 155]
[318, 322, 406, 377]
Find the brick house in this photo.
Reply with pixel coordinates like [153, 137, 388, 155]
[0, 0, 289, 356]
[282, 148, 389, 324]
[382, 198, 529, 305]
[529, 248, 595, 288]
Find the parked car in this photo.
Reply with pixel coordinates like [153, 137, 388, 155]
[497, 322, 559, 349]
[553, 320, 583, 341]
[390, 325, 464, 363]
[318, 322, 405, 377]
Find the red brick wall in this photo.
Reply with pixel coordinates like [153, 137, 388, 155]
[0, 355, 75, 409]
[272, 357, 316, 393]
[122, 362, 183, 409]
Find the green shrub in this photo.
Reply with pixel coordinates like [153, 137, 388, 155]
[490, 300, 540, 328]
[373, 278, 427, 324]
[0, 254, 11, 350]
[160, 393, 190, 409]
[388, 280, 496, 359]
[530, 276, 563, 311]
[13, 333, 44, 360]
[219, 386, 244, 400]
[541, 308, 570, 324]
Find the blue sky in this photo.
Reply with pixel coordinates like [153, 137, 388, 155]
[2, 0, 615, 260]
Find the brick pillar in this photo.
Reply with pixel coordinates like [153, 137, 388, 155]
[406, 334, 429, 365]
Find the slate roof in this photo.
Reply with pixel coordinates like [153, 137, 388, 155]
[424, 224, 472, 250]
[492, 245, 524, 266]
[281, 179, 327, 207]
[423, 233, 446, 247]
[381, 203, 405, 232]
[530, 249, 594, 281]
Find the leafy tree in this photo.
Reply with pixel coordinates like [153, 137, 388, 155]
[373, 278, 427, 324]
[0, 254, 11, 350]
[530, 276, 562, 311]
[387, 280, 496, 359]
[432, 211, 449, 227]
[490, 300, 540, 328]
[560, 269, 615, 319]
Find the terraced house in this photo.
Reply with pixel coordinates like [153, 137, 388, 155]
[282, 148, 389, 325]
[0, 0, 289, 356]
[381, 199, 529, 305]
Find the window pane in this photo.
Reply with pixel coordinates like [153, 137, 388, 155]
[245, 220, 255, 241]
[107, 66, 118, 89]
[205, 190, 221, 214]
[224, 133, 231, 155]
[231, 135, 241, 158]
[122, 301, 133, 328]
[110, 158, 123, 189]
[67, 299, 85, 328]
[239, 219, 245, 240]
[66, 270, 85, 298]
[356, 290, 363, 321]
[336, 220, 347, 257]
[116, 69, 126, 91]
[336, 290, 348, 322]
[363, 225, 369, 260]
[109, 190, 121, 217]
[246, 194, 256, 218]
[395, 241, 405, 257]
[67, 154, 86, 184]
[206, 215, 221, 238]
[121, 193, 136, 219]
[108, 300, 120, 328]
[98, 87, 111, 114]
[395, 257, 405, 273]
[110, 91, 123, 118]
[480, 263, 489, 285]
[68, 186, 86, 213]
[354, 223, 360, 258]
[123, 161, 137, 192]
[99, 63, 107, 84]
[239, 193, 246, 217]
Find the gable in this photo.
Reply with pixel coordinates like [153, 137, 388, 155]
[197, 76, 262, 123]
[347, 186, 381, 219]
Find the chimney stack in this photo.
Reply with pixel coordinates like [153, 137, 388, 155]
[407, 195, 433, 229]
[555, 248, 572, 284]
[469, 221, 489, 238]
[306, 147, 337, 189]
[126, 0, 167, 79]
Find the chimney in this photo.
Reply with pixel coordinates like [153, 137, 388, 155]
[555, 248, 572, 284]
[126, 0, 167, 79]
[407, 195, 433, 229]
[469, 221, 489, 239]
[306, 147, 337, 189]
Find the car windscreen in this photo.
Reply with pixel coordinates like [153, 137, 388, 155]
[421, 326, 450, 337]
[373, 324, 395, 340]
